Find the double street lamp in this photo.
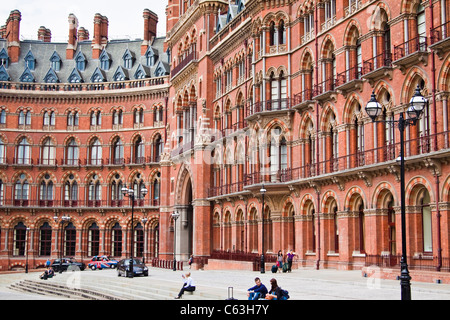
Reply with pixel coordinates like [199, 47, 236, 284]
[365, 85, 428, 300]
[122, 185, 148, 278]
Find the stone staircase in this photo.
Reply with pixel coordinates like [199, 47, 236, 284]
[7, 271, 234, 300]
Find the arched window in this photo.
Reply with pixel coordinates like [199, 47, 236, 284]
[152, 172, 160, 206]
[269, 21, 276, 46]
[14, 173, 29, 206]
[39, 173, 54, 206]
[88, 174, 101, 207]
[90, 139, 102, 165]
[113, 110, 123, 126]
[88, 223, 100, 257]
[64, 223, 76, 257]
[64, 174, 78, 207]
[66, 138, 79, 166]
[19, 110, 31, 126]
[419, 189, 432, 253]
[90, 111, 101, 126]
[112, 137, 124, 165]
[278, 20, 286, 45]
[43, 111, 55, 127]
[67, 111, 79, 127]
[269, 127, 287, 181]
[134, 223, 144, 258]
[0, 179, 4, 205]
[0, 137, 6, 163]
[154, 135, 163, 162]
[358, 203, 365, 253]
[111, 222, 122, 257]
[41, 138, 55, 165]
[134, 136, 145, 164]
[16, 137, 30, 165]
[110, 174, 123, 207]
[39, 222, 52, 256]
[13, 222, 27, 256]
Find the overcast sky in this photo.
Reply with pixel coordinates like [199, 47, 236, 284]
[0, 0, 167, 42]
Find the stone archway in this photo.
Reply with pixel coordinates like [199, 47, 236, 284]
[174, 169, 194, 262]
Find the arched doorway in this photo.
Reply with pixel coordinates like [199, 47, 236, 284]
[175, 171, 194, 262]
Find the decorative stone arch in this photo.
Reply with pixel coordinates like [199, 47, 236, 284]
[373, 80, 395, 111]
[300, 47, 315, 70]
[60, 171, 81, 184]
[400, 0, 422, 14]
[343, 93, 364, 124]
[320, 102, 338, 132]
[11, 171, 33, 184]
[175, 164, 195, 206]
[372, 182, 398, 208]
[298, 111, 315, 140]
[320, 34, 336, 59]
[281, 196, 296, 217]
[62, 134, 81, 147]
[14, 134, 33, 145]
[440, 174, 450, 202]
[321, 189, 339, 213]
[104, 215, 123, 230]
[33, 215, 55, 229]
[80, 216, 102, 230]
[38, 134, 57, 146]
[400, 67, 430, 104]
[86, 134, 103, 146]
[36, 171, 57, 184]
[369, 2, 392, 31]
[299, 193, 315, 214]
[343, 19, 362, 46]
[405, 176, 435, 205]
[344, 186, 367, 210]
[83, 171, 104, 184]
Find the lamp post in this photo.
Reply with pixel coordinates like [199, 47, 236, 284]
[172, 211, 180, 271]
[122, 185, 148, 278]
[365, 85, 427, 300]
[260, 184, 266, 274]
[25, 227, 30, 273]
[53, 215, 71, 273]
[141, 217, 148, 263]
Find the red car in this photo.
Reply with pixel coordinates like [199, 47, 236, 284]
[88, 256, 118, 270]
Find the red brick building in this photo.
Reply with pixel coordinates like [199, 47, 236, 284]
[1, 0, 450, 282]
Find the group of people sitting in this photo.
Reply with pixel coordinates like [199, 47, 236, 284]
[247, 277, 289, 300]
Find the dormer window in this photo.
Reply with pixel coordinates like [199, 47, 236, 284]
[50, 51, 62, 71]
[123, 49, 135, 69]
[99, 50, 111, 71]
[75, 51, 86, 71]
[145, 47, 158, 67]
[0, 48, 9, 69]
[24, 50, 36, 71]
[68, 68, 83, 83]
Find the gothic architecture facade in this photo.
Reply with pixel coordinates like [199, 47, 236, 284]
[1, 0, 450, 282]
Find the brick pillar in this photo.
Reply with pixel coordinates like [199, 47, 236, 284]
[6, 10, 21, 63]
[66, 14, 78, 60]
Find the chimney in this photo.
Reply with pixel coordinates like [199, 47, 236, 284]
[38, 26, 51, 42]
[92, 13, 108, 59]
[66, 13, 78, 59]
[142, 9, 158, 55]
[78, 27, 89, 41]
[5, 10, 21, 63]
[0, 25, 6, 39]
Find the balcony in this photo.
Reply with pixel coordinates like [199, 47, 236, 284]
[1, 199, 161, 209]
[362, 52, 393, 86]
[312, 78, 337, 102]
[430, 20, 450, 59]
[335, 66, 363, 97]
[393, 36, 429, 74]
[292, 89, 315, 112]
[245, 98, 295, 120]
[208, 181, 246, 199]
[171, 48, 198, 79]
[171, 140, 194, 158]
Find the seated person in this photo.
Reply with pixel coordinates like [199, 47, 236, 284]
[265, 278, 287, 300]
[247, 277, 268, 300]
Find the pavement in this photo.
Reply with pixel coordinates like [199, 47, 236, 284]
[0, 266, 449, 301]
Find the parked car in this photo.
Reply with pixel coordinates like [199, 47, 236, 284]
[51, 258, 86, 272]
[88, 256, 118, 270]
[117, 258, 148, 277]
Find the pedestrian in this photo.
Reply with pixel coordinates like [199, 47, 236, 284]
[277, 250, 283, 273]
[188, 255, 193, 269]
[45, 258, 51, 268]
[175, 272, 196, 299]
[247, 277, 268, 300]
[265, 278, 289, 300]
[286, 250, 295, 272]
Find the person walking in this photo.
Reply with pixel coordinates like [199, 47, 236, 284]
[277, 250, 283, 273]
[286, 250, 295, 272]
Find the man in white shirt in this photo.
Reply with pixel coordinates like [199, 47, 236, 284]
[175, 272, 196, 299]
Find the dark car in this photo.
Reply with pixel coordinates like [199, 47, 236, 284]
[51, 258, 86, 272]
[117, 258, 148, 277]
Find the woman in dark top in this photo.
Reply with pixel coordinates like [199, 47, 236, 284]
[265, 278, 283, 300]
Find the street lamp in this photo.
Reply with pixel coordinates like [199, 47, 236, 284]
[260, 184, 266, 274]
[141, 217, 148, 263]
[172, 211, 180, 271]
[122, 185, 148, 278]
[365, 85, 427, 300]
[53, 215, 71, 273]
[25, 227, 30, 273]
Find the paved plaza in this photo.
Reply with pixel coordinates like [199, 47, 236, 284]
[0, 266, 449, 301]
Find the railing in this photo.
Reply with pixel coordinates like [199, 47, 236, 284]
[171, 140, 194, 157]
[431, 20, 450, 44]
[0, 77, 167, 93]
[171, 49, 198, 78]
[293, 88, 314, 106]
[362, 52, 392, 75]
[208, 181, 244, 198]
[365, 255, 450, 273]
[335, 66, 362, 87]
[246, 98, 294, 118]
[151, 259, 183, 271]
[0, 199, 161, 208]
[210, 250, 277, 271]
[394, 36, 428, 61]
[313, 78, 336, 97]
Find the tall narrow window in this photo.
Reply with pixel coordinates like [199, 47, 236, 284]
[88, 223, 100, 257]
[64, 174, 78, 207]
[41, 138, 55, 165]
[66, 138, 79, 165]
[39, 222, 52, 256]
[13, 222, 27, 256]
[17, 138, 30, 165]
[64, 223, 76, 257]
[112, 138, 124, 165]
[111, 222, 122, 257]
[90, 139, 102, 165]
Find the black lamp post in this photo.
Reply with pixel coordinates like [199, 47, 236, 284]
[141, 217, 148, 263]
[25, 227, 30, 273]
[172, 211, 180, 271]
[122, 185, 148, 278]
[53, 215, 71, 273]
[365, 85, 427, 300]
[260, 184, 266, 274]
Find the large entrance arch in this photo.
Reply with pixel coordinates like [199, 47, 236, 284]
[174, 169, 194, 262]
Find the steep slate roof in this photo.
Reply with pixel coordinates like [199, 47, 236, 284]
[0, 36, 169, 84]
